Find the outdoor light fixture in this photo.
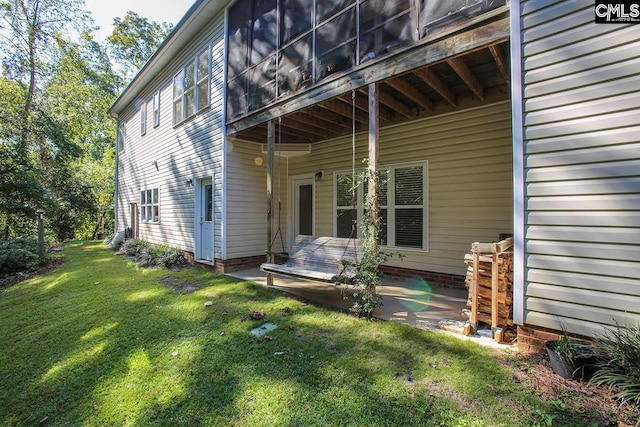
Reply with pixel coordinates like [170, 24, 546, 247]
[315, 170, 324, 181]
[186, 179, 194, 187]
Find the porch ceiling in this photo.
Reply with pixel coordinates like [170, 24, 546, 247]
[228, 39, 511, 145]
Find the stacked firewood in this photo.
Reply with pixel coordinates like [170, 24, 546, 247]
[464, 238, 513, 329]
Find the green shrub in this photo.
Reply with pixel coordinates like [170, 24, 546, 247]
[138, 245, 162, 266]
[154, 246, 186, 269]
[0, 237, 43, 277]
[121, 239, 150, 257]
[590, 322, 640, 406]
[0, 248, 41, 276]
[0, 236, 38, 252]
[121, 242, 185, 269]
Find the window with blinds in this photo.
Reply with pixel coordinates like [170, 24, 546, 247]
[335, 162, 427, 250]
[336, 174, 358, 238]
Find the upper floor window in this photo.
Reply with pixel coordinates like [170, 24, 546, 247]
[173, 46, 211, 125]
[335, 161, 428, 250]
[117, 123, 126, 152]
[153, 91, 160, 128]
[140, 102, 147, 136]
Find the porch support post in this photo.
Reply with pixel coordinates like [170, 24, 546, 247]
[368, 83, 379, 248]
[266, 120, 275, 286]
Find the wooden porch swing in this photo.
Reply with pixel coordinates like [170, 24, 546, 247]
[260, 87, 381, 285]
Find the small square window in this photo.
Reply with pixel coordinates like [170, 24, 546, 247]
[140, 187, 160, 223]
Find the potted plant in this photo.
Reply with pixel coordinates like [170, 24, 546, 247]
[546, 330, 597, 381]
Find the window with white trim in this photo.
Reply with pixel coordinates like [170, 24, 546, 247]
[117, 123, 126, 152]
[153, 91, 160, 127]
[335, 161, 428, 250]
[140, 188, 160, 223]
[140, 102, 147, 136]
[173, 46, 211, 125]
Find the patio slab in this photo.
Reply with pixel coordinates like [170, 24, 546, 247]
[226, 268, 510, 349]
[227, 267, 467, 326]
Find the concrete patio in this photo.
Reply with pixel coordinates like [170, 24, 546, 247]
[226, 268, 510, 348]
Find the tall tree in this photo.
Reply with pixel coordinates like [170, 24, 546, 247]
[42, 34, 119, 239]
[107, 11, 172, 82]
[0, 2, 170, 240]
[0, 0, 109, 239]
[0, 0, 87, 156]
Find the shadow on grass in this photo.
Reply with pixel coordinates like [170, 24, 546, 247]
[0, 242, 586, 426]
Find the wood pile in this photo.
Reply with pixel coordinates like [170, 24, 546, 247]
[464, 238, 513, 336]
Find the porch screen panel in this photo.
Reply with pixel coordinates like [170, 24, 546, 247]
[247, 55, 276, 110]
[418, 0, 505, 38]
[394, 165, 424, 249]
[228, 2, 251, 118]
[250, 0, 277, 65]
[228, 2, 251, 78]
[316, 7, 357, 81]
[278, 34, 313, 96]
[359, 0, 414, 63]
[227, 0, 504, 120]
[316, 0, 355, 23]
[280, 0, 313, 45]
[227, 73, 248, 120]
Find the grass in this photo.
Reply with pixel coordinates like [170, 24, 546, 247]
[0, 242, 590, 426]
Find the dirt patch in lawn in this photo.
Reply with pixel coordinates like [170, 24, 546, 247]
[158, 276, 201, 294]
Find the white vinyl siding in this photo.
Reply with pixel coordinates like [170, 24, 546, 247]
[518, 0, 640, 337]
[115, 16, 225, 257]
[224, 139, 290, 258]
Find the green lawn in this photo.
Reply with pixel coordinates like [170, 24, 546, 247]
[0, 242, 588, 426]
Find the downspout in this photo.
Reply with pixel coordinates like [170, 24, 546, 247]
[221, 7, 229, 262]
[510, 0, 525, 326]
[114, 117, 120, 234]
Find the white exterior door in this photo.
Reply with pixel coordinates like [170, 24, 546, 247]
[197, 178, 214, 262]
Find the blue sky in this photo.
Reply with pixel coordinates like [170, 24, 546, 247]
[85, 0, 195, 41]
